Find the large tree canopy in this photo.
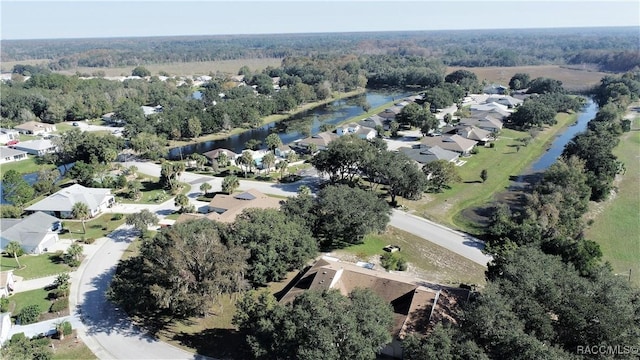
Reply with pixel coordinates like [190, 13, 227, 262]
[108, 219, 249, 318]
[234, 288, 393, 360]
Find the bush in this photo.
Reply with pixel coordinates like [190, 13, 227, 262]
[0, 296, 9, 312]
[381, 252, 408, 271]
[17, 304, 41, 324]
[84, 237, 95, 244]
[112, 213, 124, 220]
[61, 321, 72, 335]
[489, 142, 496, 148]
[49, 298, 69, 313]
[48, 288, 69, 300]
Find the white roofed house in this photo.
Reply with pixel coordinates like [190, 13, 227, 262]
[0, 212, 62, 255]
[25, 184, 114, 219]
[336, 123, 377, 140]
[0, 147, 28, 164]
[398, 144, 460, 166]
[11, 139, 57, 156]
[0, 128, 19, 144]
[456, 126, 492, 143]
[13, 121, 57, 135]
[421, 134, 477, 155]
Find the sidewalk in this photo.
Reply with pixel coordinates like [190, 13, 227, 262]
[8, 314, 82, 339]
[12, 274, 60, 293]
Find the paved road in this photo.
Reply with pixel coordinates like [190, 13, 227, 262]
[390, 210, 492, 266]
[70, 226, 206, 360]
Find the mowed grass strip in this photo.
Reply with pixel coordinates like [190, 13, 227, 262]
[0, 156, 56, 174]
[337, 226, 486, 286]
[584, 114, 640, 287]
[1, 253, 71, 280]
[404, 112, 578, 232]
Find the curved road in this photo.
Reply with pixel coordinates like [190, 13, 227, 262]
[72, 160, 490, 359]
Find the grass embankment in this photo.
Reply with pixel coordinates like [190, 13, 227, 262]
[1, 253, 71, 280]
[168, 89, 365, 148]
[403, 112, 578, 233]
[584, 113, 640, 287]
[0, 156, 56, 174]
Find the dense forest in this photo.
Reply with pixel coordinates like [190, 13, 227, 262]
[2, 27, 638, 72]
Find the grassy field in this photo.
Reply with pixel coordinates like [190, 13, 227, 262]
[449, 65, 609, 91]
[59, 213, 127, 241]
[334, 226, 486, 286]
[584, 113, 640, 287]
[1, 253, 71, 280]
[8, 288, 51, 315]
[0, 156, 56, 174]
[403, 112, 578, 233]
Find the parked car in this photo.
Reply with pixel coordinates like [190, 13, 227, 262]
[72, 122, 79, 126]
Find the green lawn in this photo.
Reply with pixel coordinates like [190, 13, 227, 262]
[51, 336, 97, 360]
[8, 288, 51, 315]
[59, 213, 126, 241]
[0, 156, 56, 174]
[337, 226, 486, 286]
[584, 114, 640, 287]
[404, 112, 578, 232]
[1, 253, 71, 280]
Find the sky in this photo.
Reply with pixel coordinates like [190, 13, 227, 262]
[1, 1, 639, 40]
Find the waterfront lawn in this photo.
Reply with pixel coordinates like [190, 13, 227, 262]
[1, 253, 71, 280]
[403, 112, 578, 233]
[584, 115, 640, 287]
[59, 213, 126, 241]
[0, 156, 56, 174]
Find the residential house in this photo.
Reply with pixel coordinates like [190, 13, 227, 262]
[358, 114, 390, 131]
[0, 147, 28, 164]
[275, 144, 293, 158]
[336, 123, 377, 140]
[421, 134, 477, 155]
[141, 105, 162, 116]
[25, 184, 114, 219]
[14, 121, 57, 135]
[296, 131, 338, 152]
[0, 271, 15, 297]
[203, 148, 238, 166]
[0, 129, 19, 144]
[485, 95, 523, 108]
[483, 84, 509, 95]
[177, 189, 281, 224]
[460, 112, 504, 132]
[279, 257, 470, 359]
[469, 102, 511, 117]
[11, 139, 57, 156]
[0, 212, 62, 255]
[456, 126, 492, 143]
[399, 144, 460, 166]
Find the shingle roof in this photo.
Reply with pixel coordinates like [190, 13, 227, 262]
[12, 139, 55, 151]
[421, 135, 477, 153]
[399, 145, 459, 164]
[25, 184, 112, 213]
[180, 189, 282, 224]
[0, 146, 27, 158]
[0, 212, 60, 251]
[203, 148, 238, 160]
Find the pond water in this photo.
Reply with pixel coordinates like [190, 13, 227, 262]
[168, 89, 411, 159]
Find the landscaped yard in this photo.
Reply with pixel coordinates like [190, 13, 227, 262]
[59, 213, 126, 241]
[0, 156, 56, 174]
[402, 112, 578, 233]
[8, 288, 51, 316]
[1, 253, 71, 280]
[584, 114, 640, 287]
[334, 226, 486, 286]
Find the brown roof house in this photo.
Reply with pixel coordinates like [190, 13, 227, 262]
[296, 131, 338, 152]
[203, 148, 238, 166]
[177, 188, 282, 224]
[279, 256, 470, 359]
[14, 121, 57, 135]
[456, 125, 492, 142]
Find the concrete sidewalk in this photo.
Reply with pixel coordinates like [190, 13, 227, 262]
[13, 275, 59, 293]
[8, 314, 82, 339]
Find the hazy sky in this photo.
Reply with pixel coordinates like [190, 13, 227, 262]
[1, 1, 639, 40]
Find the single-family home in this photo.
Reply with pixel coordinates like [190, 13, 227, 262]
[25, 184, 114, 219]
[0, 129, 19, 144]
[0, 212, 62, 255]
[460, 112, 504, 132]
[456, 125, 492, 143]
[11, 139, 57, 156]
[0, 271, 15, 298]
[336, 123, 377, 140]
[483, 84, 509, 95]
[485, 95, 523, 108]
[14, 121, 57, 135]
[421, 134, 477, 155]
[203, 148, 238, 166]
[275, 144, 293, 158]
[399, 144, 460, 166]
[0, 147, 28, 164]
[358, 114, 390, 131]
[470, 103, 511, 117]
[177, 189, 281, 224]
[296, 132, 338, 152]
[279, 257, 470, 359]
[141, 105, 163, 116]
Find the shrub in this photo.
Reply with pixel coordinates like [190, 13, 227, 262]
[17, 304, 41, 324]
[62, 321, 72, 335]
[0, 296, 9, 312]
[489, 142, 496, 148]
[381, 252, 408, 271]
[112, 213, 124, 220]
[49, 298, 69, 313]
[470, 147, 479, 154]
[84, 237, 96, 244]
[48, 288, 69, 300]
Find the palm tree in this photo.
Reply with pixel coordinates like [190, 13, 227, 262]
[222, 175, 240, 194]
[71, 202, 90, 234]
[200, 182, 212, 195]
[6, 241, 23, 268]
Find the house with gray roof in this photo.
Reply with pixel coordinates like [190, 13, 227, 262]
[470, 103, 511, 117]
[485, 95, 523, 108]
[296, 131, 339, 152]
[358, 114, 390, 130]
[399, 144, 460, 166]
[0, 147, 28, 164]
[11, 139, 57, 156]
[25, 184, 114, 219]
[203, 148, 238, 165]
[1, 212, 61, 254]
[421, 134, 477, 155]
[456, 126, 492, 142]
[460, 111, 504, 132]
